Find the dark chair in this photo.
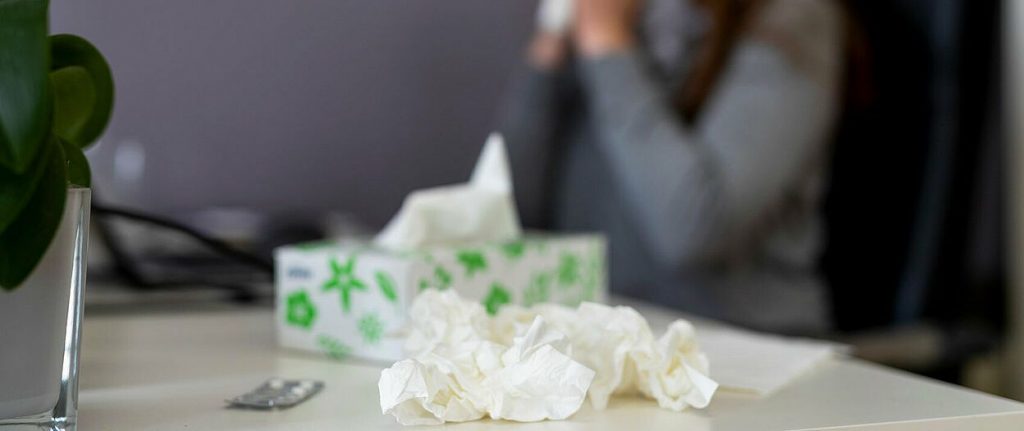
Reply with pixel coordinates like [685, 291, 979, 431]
[821, 0, 1003, 382]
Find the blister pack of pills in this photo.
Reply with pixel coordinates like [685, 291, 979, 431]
[226, 378, 324, 410]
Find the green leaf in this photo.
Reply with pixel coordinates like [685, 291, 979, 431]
[0, 137, 67, 290]
[49, 34, 114, 149]
[0, 2, 109, 292]
[0, 134, 51, 234]
[0, 0, 52, 173]
[59, 137, 89, 187]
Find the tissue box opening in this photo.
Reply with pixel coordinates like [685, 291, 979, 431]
[274, 234, 607, 362]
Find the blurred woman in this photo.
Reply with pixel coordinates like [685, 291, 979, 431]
[500, 0, 847, 334]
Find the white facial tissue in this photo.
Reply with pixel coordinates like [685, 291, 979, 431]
[375, 133, 521, 250]
[378, 290, 595, 425]
[537, 0, 574, 33]
[378, 290, 718, 425]
[494, 302, 718, 411]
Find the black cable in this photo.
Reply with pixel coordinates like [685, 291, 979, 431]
[92, 203, 274, 274]
[93, 203, 150, 287]
[90, 199, 273, 304]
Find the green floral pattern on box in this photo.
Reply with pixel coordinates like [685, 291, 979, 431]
[434, 265, 452, 289]
[523, 272, 551, 306]
[374, 271, 399, 304]
[483, 283, 511, 315]
[358, 313, 385, 345]
[557, 253, 580, 287]
[276, 235, 606, 362]
[457, 250, 488, 277]
[500, 241, 525, 260]
[323, 255, 366, 313]
[317, 334, 352, 360]
[418, 265, 453, 291]
[285, 290, 317, 329]
[580, 251, 602, 301]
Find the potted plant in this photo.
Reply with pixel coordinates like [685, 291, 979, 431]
[0, 0, 113, 428]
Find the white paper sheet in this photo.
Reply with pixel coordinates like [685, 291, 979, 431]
[697, 326, 840, 396]
[611, 296, 841, 397]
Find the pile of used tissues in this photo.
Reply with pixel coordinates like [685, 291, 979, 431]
[378, 290, 718, 425]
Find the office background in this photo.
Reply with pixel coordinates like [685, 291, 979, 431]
[52, 0, 535, 225]
[51, 0, 1019, 399]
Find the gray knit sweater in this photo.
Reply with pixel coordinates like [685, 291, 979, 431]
[500, 0, 843, 334]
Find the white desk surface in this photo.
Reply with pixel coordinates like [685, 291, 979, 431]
[78, 302, 1024, 430]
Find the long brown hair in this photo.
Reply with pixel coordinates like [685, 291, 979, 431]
[676, 0, 872, 123]
[676, 0, 761, 123]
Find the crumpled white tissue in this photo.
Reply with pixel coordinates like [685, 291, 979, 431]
[494, 302, 718, 411]
[378, 290, 594, 425]
[374, 133, 521, 250]
[378, 291, 718, 425]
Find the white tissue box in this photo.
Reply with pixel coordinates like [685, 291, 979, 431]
[274, 234, 607, 362]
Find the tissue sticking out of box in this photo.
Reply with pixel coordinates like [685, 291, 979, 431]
[375, 133, 522, 251]
[378, 290, 718, 425]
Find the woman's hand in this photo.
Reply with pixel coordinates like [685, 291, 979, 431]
[573, 0, 643, 57]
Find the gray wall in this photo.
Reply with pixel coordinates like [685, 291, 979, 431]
[51, 0, 535, 226]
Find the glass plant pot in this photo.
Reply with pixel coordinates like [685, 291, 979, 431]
[0, 188, 90, 431]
